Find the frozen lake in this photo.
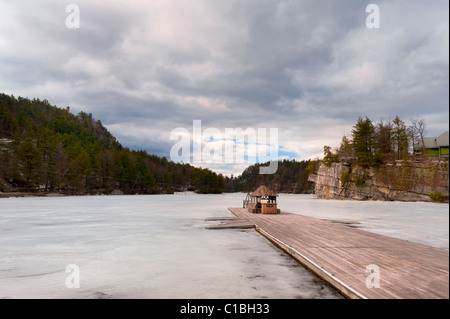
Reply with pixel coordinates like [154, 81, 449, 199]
[0, 193, 448, 299]
[0, 193, 340, 299]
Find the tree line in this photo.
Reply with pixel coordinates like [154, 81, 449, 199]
[322, 116, 429, 168]
[223, 160, 313, 194]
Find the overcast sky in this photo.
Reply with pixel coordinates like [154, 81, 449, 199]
[0, 0, 448, 176]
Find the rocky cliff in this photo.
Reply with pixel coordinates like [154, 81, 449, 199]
[308, 162, 449, 202]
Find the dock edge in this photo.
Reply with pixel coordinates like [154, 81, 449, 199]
[227, 207, 368, 299]
[255, 225, 368, 299]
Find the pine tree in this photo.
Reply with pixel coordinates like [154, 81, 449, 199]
[351, 117, 375, 167]
[392, 116, 409, 160]
[373, 120, 393, 163]
[15, 137, 44, 191]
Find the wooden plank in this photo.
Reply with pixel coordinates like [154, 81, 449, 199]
[228, 207, 449, 299]
[205, 217, 242, 221]
[205, 217, 255, 229]
[205, 220, 255, 230]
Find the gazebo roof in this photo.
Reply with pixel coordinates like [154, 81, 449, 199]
[250, 185, 277, 197]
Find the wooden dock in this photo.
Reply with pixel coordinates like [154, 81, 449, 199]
[228, 208, 449, 299]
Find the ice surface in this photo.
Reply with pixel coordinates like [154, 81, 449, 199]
[0, 194, 341, 299]
[1, 193, 447, 299]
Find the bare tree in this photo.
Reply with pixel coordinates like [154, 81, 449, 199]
[410, 119, 427, 160]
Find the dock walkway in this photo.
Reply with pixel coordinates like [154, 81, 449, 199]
[228, 208, 449, 299]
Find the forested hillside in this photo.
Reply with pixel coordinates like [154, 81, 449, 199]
[0, 93, 224, 194]
[224, 160, 313, 194]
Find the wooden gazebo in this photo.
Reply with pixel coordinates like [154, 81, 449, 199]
[243, 185, 279, 214]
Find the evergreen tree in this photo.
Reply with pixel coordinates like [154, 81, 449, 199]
[323, 145, 339, 167]
[351, 117, 375, 167]
[391, 116, 409, 160]
[15, 137, 43, 191]
[373, 120, 393, 163]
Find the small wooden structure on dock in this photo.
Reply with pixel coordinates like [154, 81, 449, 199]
[243, 186, 280, 214]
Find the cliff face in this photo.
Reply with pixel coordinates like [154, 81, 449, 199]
[308, 162, 449, 202]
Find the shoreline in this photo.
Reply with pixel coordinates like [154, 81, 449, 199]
[1, 191, 448, 203]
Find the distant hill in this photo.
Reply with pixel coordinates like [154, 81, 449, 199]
[223, 160, 314, 194]
[0, 93, 224, 194]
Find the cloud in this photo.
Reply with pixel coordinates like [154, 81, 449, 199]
[0, 0, 448, 176]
